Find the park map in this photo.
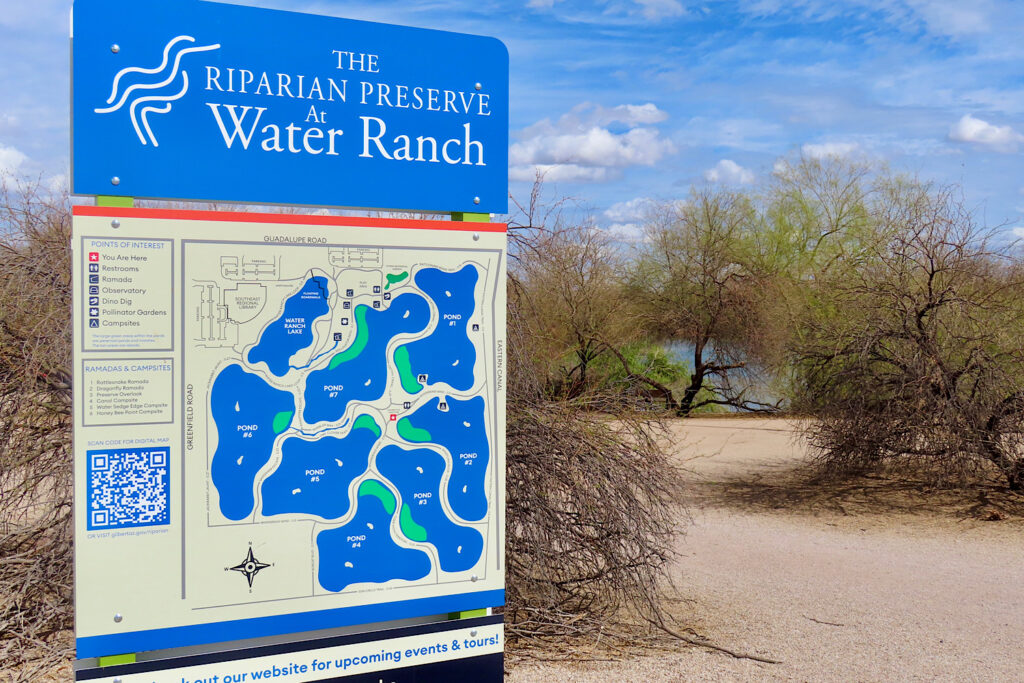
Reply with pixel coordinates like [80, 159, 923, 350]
[185, 237, 503, 602]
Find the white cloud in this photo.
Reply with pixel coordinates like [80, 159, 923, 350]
[605, 222, 647, 242]
[0, 144, 28, 175]
[509, 163, 614, 183]
[738, 0, 997, 41]
[604, 196, 655, 223]
[527, 0, 684, 21]
[511, 126, 671, 167]
[510, 102, 674, 184]
[801, 141, 861, 159]
[521, 102, 668, 134]
[704, 159, 754, 184]
[0, 114, 19, 133]
[948, 114, 1024, 153]
[1012, 226, 1024, 240]
[905, 0, 992, 38]
[677, 117, 784, 152]
[634, 0, 686, 20]
[45, 173, 67, 192]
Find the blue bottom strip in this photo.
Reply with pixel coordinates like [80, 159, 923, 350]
[76, 589, 504, 659]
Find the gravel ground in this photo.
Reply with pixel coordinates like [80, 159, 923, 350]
[508, 418, 1024, 682]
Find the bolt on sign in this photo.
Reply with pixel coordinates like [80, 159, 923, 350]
[70, 1, 507, 681]
[72, 0, 508, 213]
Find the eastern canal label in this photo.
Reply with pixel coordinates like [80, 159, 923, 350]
[72, 207, 506, 658]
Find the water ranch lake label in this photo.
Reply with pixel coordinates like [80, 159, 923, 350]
[71, 0, 508, 212]
[72, 207, 506, 658]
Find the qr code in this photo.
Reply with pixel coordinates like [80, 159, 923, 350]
[86, 448, 170, 530]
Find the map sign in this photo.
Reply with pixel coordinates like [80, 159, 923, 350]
[72, 207, 506, 658]
[71, 0, 509, 213]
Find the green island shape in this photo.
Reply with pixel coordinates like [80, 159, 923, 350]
[399, 503, 428, 542]
[352, 414, 381, 437]
[396, 417, 431, 442]
[384, 272, 409, 290]
[393, 346, 423, 394]
[328, 305, 369, 370]
[272, 410, 294, 434]
[358, 479, 396, 515]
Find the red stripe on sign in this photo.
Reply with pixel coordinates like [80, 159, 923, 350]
[72, 206, 508, 232]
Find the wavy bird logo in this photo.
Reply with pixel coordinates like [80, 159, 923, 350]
[95, 36, 221, 147]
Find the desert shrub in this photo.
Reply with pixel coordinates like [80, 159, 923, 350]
[789, 180, 1024, 490]
[0, 179, 74, 677]
[504, 293, 683, 642]
[504, 207, 684, 642]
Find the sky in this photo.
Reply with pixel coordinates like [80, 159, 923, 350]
[1, 0, 1023, 237]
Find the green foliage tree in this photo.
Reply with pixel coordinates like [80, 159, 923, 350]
[627, 187, 781, 415]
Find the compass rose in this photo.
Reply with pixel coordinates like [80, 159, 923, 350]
[229, 547, 270, 587]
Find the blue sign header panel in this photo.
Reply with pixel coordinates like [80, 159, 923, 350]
[72, 0, 508, 213]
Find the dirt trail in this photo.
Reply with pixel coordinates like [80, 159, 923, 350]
[509, 418, 1024, 682]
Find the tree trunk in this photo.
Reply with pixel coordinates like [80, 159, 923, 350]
[677, 343, 707, 416]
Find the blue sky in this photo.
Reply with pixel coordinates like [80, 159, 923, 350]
[2, 0, 1022, 236]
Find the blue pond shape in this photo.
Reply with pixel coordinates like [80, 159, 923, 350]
[403, 396, 489, 522]
[400, 266, 478, 391]
[303, 292, 430, 424]
[376, 445, 484, 573]
[316, 487, 432, 592]
[260, 423, 378, 520]
[211, 364, 295, 521]
[248, 276, 330, 377]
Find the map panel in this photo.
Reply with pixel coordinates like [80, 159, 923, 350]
[72, 209, 505, 657]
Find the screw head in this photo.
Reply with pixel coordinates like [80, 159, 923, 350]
[110, 176, 120, 186]
[113, 678, 123, 683]
[472, 233, 480, 241]
[111, 219, 121, 229]
[113, 613, 123, 623]
[473, 196, 481, 205]
[110, 44, 120, 54]
[470, 574, 479, 582]
[470, 629, 478, 637]
[474, 82, 482, 91]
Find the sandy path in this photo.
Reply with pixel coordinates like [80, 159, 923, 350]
[508, 418, 1024, 682]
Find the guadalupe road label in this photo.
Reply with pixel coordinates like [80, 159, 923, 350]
[71, 0, 508, 213]
[72, 207, 506, 658]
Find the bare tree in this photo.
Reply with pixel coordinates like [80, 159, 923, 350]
[512, 222, 639, 399]
[790, 179, 1024, 490]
